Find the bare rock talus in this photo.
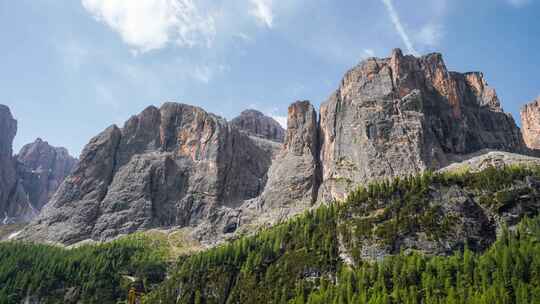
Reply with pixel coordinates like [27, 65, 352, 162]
[521, 97, 540, 150]
[230, 109, 285, 142]
[318, 49, 525, 201]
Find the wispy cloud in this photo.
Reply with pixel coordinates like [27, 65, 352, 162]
[507, 0, 532, 7]
[380, 0, 417, 55]
[81, 0, 216, 53]
[415, 23, 443, 48]
[249, 0, 274, 28]
[271, 115, 287, 128]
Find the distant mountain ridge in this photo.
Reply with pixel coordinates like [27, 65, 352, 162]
[0, 106, 77, 224]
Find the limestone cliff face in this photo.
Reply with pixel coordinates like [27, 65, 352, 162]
[257, 101, 320, 211]
[521, 97, 540, 150]
[230, 109, 285, 142]
[21, 103, 273, 244]
[318, 49, 525, 201]
[0, 105, 76, 224]
[0, 105, 21, 223]
[16, 139, 78, 210]
[16, 50, 534, 246]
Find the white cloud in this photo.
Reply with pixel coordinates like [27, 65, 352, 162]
[507, 0, 532, 7]
[193, 65, 212, 83]
[415, 23, 443, 48]
[81, 0, 216, 53]
[249, 0, 274, 28]
[361, 48, 375, 59]
[271, 115, 287, 129]
[380, 0, 418, 56]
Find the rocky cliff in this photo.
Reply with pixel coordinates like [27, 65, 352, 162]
[20, 103, 274, 244]
[0, 105, 76, 224]
[317, 49, 525, 201]
[0, 105, 20, 223]
[17, 50, 533, 245]
[521, 97, 540, 150]
[17, 138, 78, 211]
[230, 109, 285, 142]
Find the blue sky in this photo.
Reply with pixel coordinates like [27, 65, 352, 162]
[1, 0, 539, 156]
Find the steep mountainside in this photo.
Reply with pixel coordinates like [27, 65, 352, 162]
[17, 138, 78, 210]
[521, 97, 540, 150]
[0, 105, 76, 224]
[17, 50, 532, 245]
[20, 103, 273, 244]
[317, 49, 526, 201]
[0, 105, 20, 223]
[231, 109, 285, 142]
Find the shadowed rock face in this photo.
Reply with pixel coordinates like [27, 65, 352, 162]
[0, 105, 77, 224]
[230, 109, 285, 142]
[257, 101, 320, 210]
[17, 139, 78, 210]
[0, 105, 19, 223]
[521, 97, 540, 150]
[317, 49, 526, 201]
[20, 103, 273, 244]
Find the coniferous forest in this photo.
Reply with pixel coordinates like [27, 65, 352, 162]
[2, 165, 540, 303]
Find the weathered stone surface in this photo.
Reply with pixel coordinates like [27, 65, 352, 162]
[0, 105, 76, 225]
[16, 138, 77, 210]
[20, 103, 273, 244]
[521, 97, 540, 150]
[258, 101, 320, 210]
[0, 105, 18, 223]
[318, 49, 526, 202]
[231, 109, 285, 142]
[15, 50, 538, 247]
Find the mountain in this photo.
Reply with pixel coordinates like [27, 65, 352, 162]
[19, 103, 274, 244]
[16, 138, 78, 211]
[0, 105, 77, 224]
[521, 96, 540, 150]
[17, 49, 533, 246]
[317, 49, 526, 201]
[230, 109, 285, 142]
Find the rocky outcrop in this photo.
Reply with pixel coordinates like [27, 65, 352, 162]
[16, 139, 77, 210]
[253, 101, 320, 215]
[318, 49, 525, 202]
[0, 105, 76, 224]
[16, 50, 535, 246]
[440, 150, 540, 173]
[521, 97, 540, 150]
[230, 109, 285, 142]
[20, 103, 274, 244]
[0, 105, 20, 223]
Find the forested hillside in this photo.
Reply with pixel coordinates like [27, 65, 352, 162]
[2, 165, 540, 303]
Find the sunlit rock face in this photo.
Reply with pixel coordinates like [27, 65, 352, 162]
[317, 49, 525, 201]
[521, 97, 540, 150]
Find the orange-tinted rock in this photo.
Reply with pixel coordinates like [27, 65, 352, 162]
[521, 97, 540, 150]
